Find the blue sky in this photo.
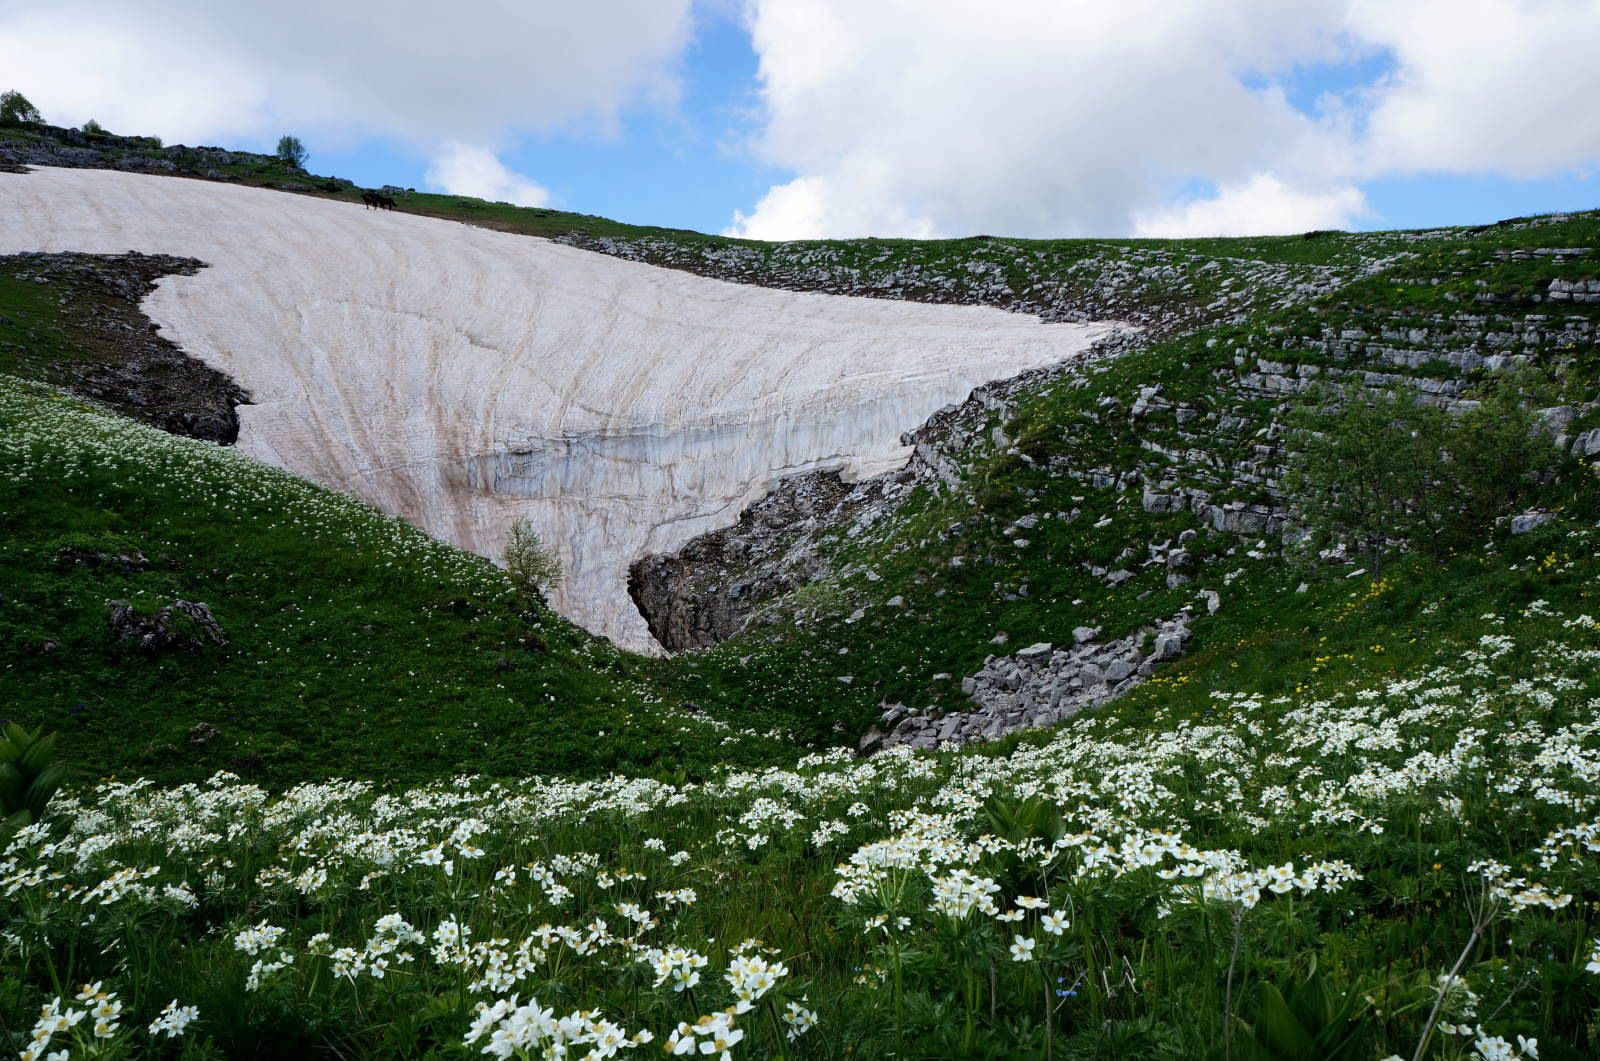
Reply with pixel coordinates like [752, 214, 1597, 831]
[300, 8, 1600, 238]
[6, 1, 1600, 240]
[306, 8, 781, 233]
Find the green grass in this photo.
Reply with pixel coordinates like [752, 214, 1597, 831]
[4, 545, 1599, 1057]
[0, 263, 74, 377]
[0, 375, 802, 787]
[646, 210, 1600, 753]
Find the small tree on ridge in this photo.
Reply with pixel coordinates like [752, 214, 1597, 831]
[275, 134, 308, 169]
[0, 89, 42, 126]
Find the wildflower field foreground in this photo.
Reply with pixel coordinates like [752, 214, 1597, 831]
[7, 564, 1600, 1059]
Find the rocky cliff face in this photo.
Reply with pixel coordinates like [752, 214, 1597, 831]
[629, 469, 857, 650]
[629, 336, 1136, 650]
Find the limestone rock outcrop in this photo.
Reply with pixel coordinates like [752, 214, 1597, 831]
[107, 600, 228, 653]
[629, 469, 859, 650]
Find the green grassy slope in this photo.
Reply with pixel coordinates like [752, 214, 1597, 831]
[653, 212, 1600, 749]
[0, 370, 796, 787]
[3, 186, 1597, 787]
[3, 528, 1597, 1059]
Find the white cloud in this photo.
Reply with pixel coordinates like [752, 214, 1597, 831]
[1133, 173, 1370, 238]
[0, 1, 694, 149]
[729, 0, 1600, 240]
[425, 143, 551, 207]
[0, 9, 270, 146]
[6, 0, 1597, 241]
[724, 172, 939, 241]
[727, 0, 1355, 240]
[1349, 0, 1600, 178]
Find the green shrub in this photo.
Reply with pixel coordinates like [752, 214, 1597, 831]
[1284, 374, 1561, 572]
[503, 516, 564, 607]
[0, 89, 41, 126]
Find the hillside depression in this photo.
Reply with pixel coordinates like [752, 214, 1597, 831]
[0, 167, 1122, 649]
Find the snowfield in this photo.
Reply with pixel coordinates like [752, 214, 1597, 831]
[0, 168, 1120, 648]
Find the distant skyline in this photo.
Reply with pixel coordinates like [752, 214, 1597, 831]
[3, 1, 1599, 239]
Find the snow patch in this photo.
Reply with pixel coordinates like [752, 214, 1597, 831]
[0, 168, 1120, 649]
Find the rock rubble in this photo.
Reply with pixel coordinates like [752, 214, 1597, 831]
[867, 616, 1193, 752]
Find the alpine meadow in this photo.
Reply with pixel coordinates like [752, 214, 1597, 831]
[3, 84, 1600, 1061]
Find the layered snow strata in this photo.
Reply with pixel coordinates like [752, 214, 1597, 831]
[0, 168, 1122, 649]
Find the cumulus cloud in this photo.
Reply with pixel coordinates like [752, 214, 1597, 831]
[727, 0, 1355, 240]
[0, 0, 693, 147]
[724, 172, 941, 240]
[1349, 0, 1600, 178]
[0, 9, 271, 146]
[7, 0, 1597, 241]
[425, 143, 551, 207]
[1134, 173, 1371, 238]
[729, 0, 1600, 240]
